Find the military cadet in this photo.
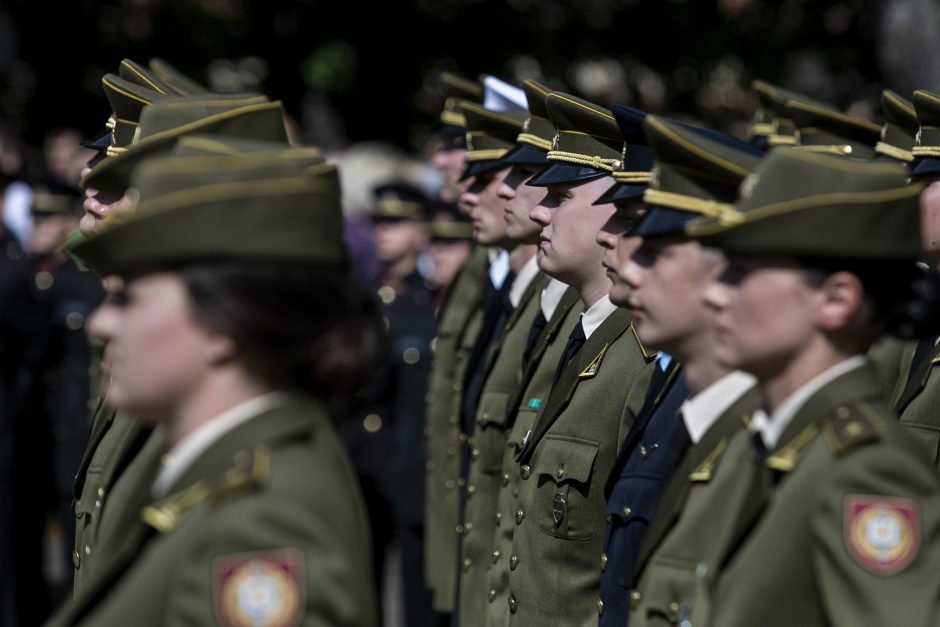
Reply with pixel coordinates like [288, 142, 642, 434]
[676, 147, 940, 626]
[23, 184, 103, 595]
[887, 88, 940, 463]
[71, 88, 290, 592]
[427, 203, 474, 295]
[480, 83, 587, 627]
[423, 73, 491, 620]
[500, 91, 655, 625]
[347, 181, 438, 627]
[432, 72, 484, 205]
[49, 143, 379, 627]
[454, 80, 550, 627]
[614, 118, 763, 627]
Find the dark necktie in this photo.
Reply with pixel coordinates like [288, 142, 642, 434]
[908, 335, 938, 385]
[552, 320, 586, 388]
[522, 310, 547, 368]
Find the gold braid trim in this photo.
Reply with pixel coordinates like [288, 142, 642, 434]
[643, 189, 734, 218]
[912, 145, 940, 158]
[465, 148, 508, 161]
[440, 111, 466, 127]
[547, 150, 621, 172]
[517, 133, 552, 151]
[611, 171, 650, 184]
[768, 134, 798, 146]
[874, 142, 913, 162]
[749, 122, 775, 135]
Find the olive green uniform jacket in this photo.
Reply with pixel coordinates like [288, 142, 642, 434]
[891, 339, 940, 465]
[71, 401, 156, 593]
[425, 246, 488, 611]
[49, 395, 377, 627]
[627, 386, 760, 626]
[704, 363, 940, 627]
[456, 274, 542, 626]
[484, 287, 582, 627]
[505, 308, 654, 625]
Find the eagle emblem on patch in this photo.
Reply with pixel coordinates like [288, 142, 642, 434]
[214, 548, 304, 626]
[845, 495, 919, 576]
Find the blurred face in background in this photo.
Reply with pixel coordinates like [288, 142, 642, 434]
[431, 134, 468, 204]
[429, 239, 472, 288]
[373, 219, 428, 265]
[918, 175, 940, 267]
[499, 163, 545, 245]
[30, 212, 79, 256]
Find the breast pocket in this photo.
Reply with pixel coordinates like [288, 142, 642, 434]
[604, 474, 663, 587]
[534, 435, 600, 540]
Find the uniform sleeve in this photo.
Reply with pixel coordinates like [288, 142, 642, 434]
[166, 488, 378, 627]
[810, 443, 940, 627]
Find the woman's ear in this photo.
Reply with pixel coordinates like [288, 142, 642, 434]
[816, 271, 865, 332]
[203, 331, 237, 366]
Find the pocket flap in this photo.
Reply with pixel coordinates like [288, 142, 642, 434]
[476, 390, 510, 427]
[535, 435, 599, 484]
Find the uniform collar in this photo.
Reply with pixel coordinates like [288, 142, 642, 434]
[580, 294, 618, 339]
[488, 248, 511, 289]
[540, 278, 569, 320]
[680, 371, 757, 444]
[509, 255, 540, 308]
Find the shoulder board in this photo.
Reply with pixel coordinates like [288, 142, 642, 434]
[690, 438, 728, 482]
[822, 401, 885, 457]
[766, 423, 819, 472]
[141, 445, 271, 533]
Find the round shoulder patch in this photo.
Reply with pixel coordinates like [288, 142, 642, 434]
[844, 495, 919, 576]
[213, 548, 304, 626]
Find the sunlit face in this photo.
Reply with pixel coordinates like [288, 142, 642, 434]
[499, 163, 545, 245]
[529, 176, 615, 287]
[702, 255, 820, 379]
[460, 167, 512, 247]
[86, 272, 223, 421]
[918, 177, 940, 266]
[80, 166, 134, 236]
[620, 233, 726, 355]
[430, 136, 467, 204]
[30, 213, 78, 255]
[596, 199, 647, 307]
[429, 239, 472, 288]
[373, 219, 427, 264]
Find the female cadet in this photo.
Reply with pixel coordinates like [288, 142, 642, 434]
[49, 145, 381, 627]
[681, 147, 940, 626]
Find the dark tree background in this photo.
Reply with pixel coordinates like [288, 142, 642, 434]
[1, 0, 939, 152]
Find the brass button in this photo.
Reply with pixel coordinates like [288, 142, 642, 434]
[597, 599, 604, 616]
[557, 467, 565, 479]
[600, 554, 608, 571]
[457, 478, 466, 487]
[471, 448, 480, 459]
[488, 589, 496, 603]
[445, 480, 456, 490]
[515, 509, 524, 525]
[508, 595, 517, 613]
[623, 506, 632, 518]
[629, 590, 642, 609]
[495, 512, 502, 525]
[492, 549, 501, 564]
[455, 524, 464, 535]
[482, 411, 490, 420]
[502, 473, 511, 487]
[464, 522, 473, 533]
[84, 545, 91, 555]
[97, 487, 105, 499]
[459, 433, 469, 444]
[467, 485, 477, 498]
[363, 414, 382, 433]
[509, 553, 518, 570]
[72, 550, 81, 569]
[669, 601, 680, 618]
[403, 347, 420, 364]
[463, 558, 472, 572]
[520, 465, 531, 479]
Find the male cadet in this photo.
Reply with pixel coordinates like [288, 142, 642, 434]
[71, 86, 289, 592]
[502, 92, 655, 625]
[617, 118, 762, 627]
[450, 81, 538, 621]
[428, 203, 473, 296]
[683, 147, 940, 627]
[887, 88, 940, 464]
[481, 81, 585, 627]
[423, 72, 490, 622]
[453, 80, 554, 627]
[432, 72, 484, 204]
[359, 182, 438, 627]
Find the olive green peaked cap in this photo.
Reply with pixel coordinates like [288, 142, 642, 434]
[81, 94, 285, 196]
[148, 58, 210, 96]
[528, 92, 626, 186]
[636, 116, 761, 235]
[786, 97, 881, 158]
[686, 147, 922, 260]
[458, 101, 526, 179]
[499, 80, 554, 167]
[101, 74, 167, 156]
[72, 146, 342, 275]
[750, 80, 803, 146]
[875, 90, 918, 163]
[438, 72, 484, 130]
[118, 58, 181, 97]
